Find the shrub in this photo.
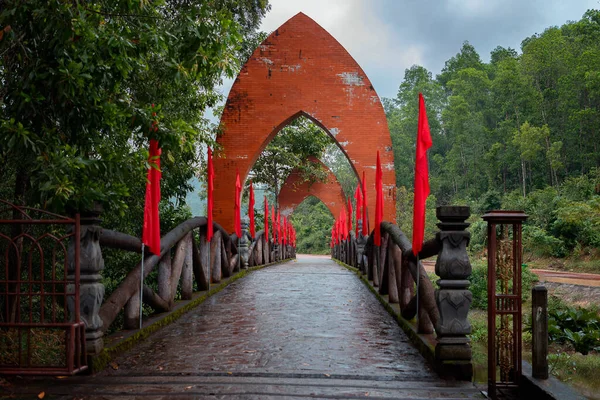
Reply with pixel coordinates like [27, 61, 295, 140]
[522, 225, 567, 258]
[468, 261, 538, 310]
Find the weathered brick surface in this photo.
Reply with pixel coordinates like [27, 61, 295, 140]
[278, 157, 347, 219]
[215, 12, 396, 231]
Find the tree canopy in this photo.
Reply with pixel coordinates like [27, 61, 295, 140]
[0, 0, 269, 215]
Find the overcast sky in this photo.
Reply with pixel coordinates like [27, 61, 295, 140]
[214, 0, 598, 105]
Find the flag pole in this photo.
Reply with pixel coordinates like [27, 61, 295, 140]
[416, 253, 419, 329]
[140, 243, 144, 330]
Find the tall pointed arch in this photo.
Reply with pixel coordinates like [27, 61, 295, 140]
[215, 13, 396, 231]
[279, 157, 347, 219]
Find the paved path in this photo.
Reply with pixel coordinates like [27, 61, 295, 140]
[6, 255, 480, 399]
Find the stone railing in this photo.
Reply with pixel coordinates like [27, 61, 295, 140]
[332, 206, 472, 380]
[75, 210, 295, 359]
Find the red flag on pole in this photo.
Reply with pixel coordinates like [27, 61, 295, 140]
[374, 151, 383, 246]
[271, 205, 276, 243]
[276, 209, 281, 245]
[362, 171, 368, 236]
[354, 185, 362, 237]
[234, 169, 242, 238]
[264, 196, 269, 242]
[330, 225, 335, 248]
[249, 181, 255, 238]
[142, 139, 162, 255]
[206, 147, 214, 243]
[412, 93, 433, 256]
[347, 197, 353, 237]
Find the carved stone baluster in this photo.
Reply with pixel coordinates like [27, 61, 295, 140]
[356, 221, 367, 275]
[68, 205, 105, 356]
[434, 206, 473, 380]
[238, 218, 249, 269]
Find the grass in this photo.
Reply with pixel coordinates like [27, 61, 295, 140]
[469, 302, 600, 399]
[525, 250, 600, 274]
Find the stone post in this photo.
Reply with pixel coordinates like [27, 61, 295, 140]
[532, 285, 548, 379]
[68, 204, 105, 356]
[434, 206, 473, 380]
[356, 221, 367, 275]
[239, 217, 250, 269]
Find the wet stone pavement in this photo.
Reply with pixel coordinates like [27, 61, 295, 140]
[10, 255, 481, 399]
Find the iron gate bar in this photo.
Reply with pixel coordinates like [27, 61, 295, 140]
[0, 201, 87, 375]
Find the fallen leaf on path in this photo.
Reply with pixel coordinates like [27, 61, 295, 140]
[184, 386, 193, 390]
[324, 374, 330, 377]
[158, 366, 164, 371]
[37, 392, 45, 399]
[56, 376, 68, 379]
[109, 362, 119, 370]
[227, 371, 233, 375]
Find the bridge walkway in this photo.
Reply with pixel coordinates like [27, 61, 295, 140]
[9, 255, 481, 399]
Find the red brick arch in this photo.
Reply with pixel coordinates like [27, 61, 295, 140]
[215, 12, 396, 231]
[279, 157, 347, 219]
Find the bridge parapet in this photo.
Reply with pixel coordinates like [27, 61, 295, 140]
[332, 206, 473, 380]
[84, 214, 294, 363]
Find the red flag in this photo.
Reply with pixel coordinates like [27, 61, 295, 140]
[234, 169, 242, 238]
[362, 171, 368, 236]
[249, 181, 255, 238]
[354, 185, 362, 237]
[412, 93, 433, 256]
[374, 151, 383, 246]
[264, 196, 269, 242]
[283, 217, 287, 245]
[142, 139, 162, 255]
[347, 197, 353, 237]
[207, 147, 214, 243]
[271, 205, 276, 242]
[331, 224, 335, 248]
[276, 209, 281, 245]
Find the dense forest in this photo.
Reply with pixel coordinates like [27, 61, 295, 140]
[386, 10, 600, 260]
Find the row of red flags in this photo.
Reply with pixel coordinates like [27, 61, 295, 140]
[143, 140, 297, 256]
[330, 93, 432, 256]
[143, 93, 431, 257]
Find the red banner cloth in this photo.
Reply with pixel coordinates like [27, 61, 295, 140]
[249, 181, 255, 238]
[276, 209, 281, 245]
[354, 185, 362, 237]
[362, 171, 368, 236]
[264, 196, 269, 242]
[234, 170, 242, 238]
[142, 139, 162, 255]
[206, 147, 214, 243]
[412, 93, 433, 256]
[330, 225, 334, 248]
[283, 217, 287, 245]
[347, 197, 353, 238]
[374, 151, 383, 246]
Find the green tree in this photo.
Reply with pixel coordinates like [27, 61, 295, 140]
[250, 116, 331, 200]
[0, 0, 269, 215]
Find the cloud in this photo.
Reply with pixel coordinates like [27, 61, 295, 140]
[210, 0, 599, 109]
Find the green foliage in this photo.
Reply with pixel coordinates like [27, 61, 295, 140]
[385, 11, 600, 260]
[546, 305, 600, 355]
[0, 0, 268, 216]
[250, 116, 331, 197]
[469, 261, 539, 310]
[290, 196, 334, 254]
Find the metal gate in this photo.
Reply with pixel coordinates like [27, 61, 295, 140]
[482, 210, 528, 399]
[0, 201, 87, 375]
